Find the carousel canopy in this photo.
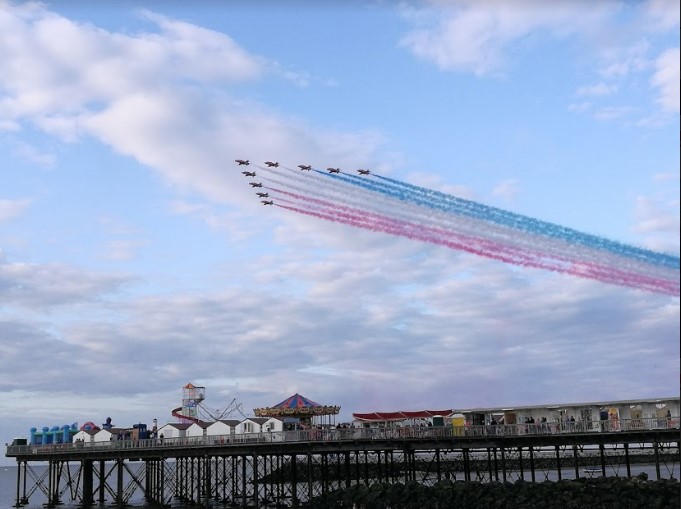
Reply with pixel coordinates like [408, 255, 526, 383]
[253, 393, 340, 417]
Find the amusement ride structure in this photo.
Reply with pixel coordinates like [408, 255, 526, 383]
[253, 393, 340, 426]
[172, 383, 246, 423]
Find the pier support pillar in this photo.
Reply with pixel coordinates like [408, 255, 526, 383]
[82, 460, 94, 507]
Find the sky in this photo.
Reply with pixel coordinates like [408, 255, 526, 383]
[0, 0, 679, 460]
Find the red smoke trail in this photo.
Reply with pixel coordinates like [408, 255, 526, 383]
[264, 171, 675, 286]
[257, 167, 678, 295]
[276, 197, 677, 295]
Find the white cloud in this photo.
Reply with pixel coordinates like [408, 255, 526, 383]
[0, 3, 391, 210]
[0, 260, 134, 309]
[576, 83, 617, 97]
[632, 196, 680, 253]
[0, 3, 266, 125]
[139, 10, 266, 82]
[651, 47, 680, 113]
[567, 101, 591, 113]
[398, 0, 613, 75]
[0, 197, 30, 221]
[645, 0, 680, 31]
[491, 179, 520, 201]
[593, 105, 635, 121]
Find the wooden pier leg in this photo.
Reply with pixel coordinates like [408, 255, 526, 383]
[196, 456, 202, 506]
[116, 459, 124, 509]
[82, 460, 93, 508]
[21, 461, 29, 505]
[463, 449, 471, 482]
[572, 446, 579, 479]
[291, 454, 298, 508]
[624, 443, 631, 478]
[242, 455, 248, 508]
[653, 442, 661, 480]
[486, 448, 493, 482]
[599, 444, 606, 477]
[529, 447, 535, 483]
[252, 454, 258, 509]
[98, 461, 106, 504]
[307, 453, 313, 505]
[160, 458, 167, 507]
[144, 460, 151, 503]
[48, 461, 61, 507]
[47, 461, 53, 508]
[493, 448, 499, 482]
[14, 461, 21, 508]
[518, 447, 524, 481]
[320, 453, 327, 495]
[555, 446, 562, 480]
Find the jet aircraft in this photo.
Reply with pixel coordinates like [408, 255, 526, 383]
[249, 182, 263, 188]
[241, 171, 256, 177]
[261, 200, 274, 205]
[256, 192, 269, 198]
[235, 159, 250, 165]
[357, 169, 371, 175]
[265, 161, 279, 167]
[298, 164, 312, 171]
[327, 167, 341, 173]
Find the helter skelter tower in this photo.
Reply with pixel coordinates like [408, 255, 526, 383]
[180, 382, 205, 422]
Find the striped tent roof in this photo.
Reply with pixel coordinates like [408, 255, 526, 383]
[273, 393, 321, 409]
[253, 393, 340, 417]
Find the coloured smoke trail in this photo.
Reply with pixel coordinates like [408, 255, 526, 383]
[243, 162, 680, 296]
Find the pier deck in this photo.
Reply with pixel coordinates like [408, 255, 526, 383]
[6, 425, 680, 508]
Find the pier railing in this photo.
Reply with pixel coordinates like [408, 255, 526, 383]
[6, 416, 678, 457]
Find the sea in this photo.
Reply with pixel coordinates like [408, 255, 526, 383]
[0, 463, 674, 508]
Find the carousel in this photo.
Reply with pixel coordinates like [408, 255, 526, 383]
[253, 393, 341, 427]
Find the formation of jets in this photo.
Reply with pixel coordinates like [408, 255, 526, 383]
[235, 159, 372, 177]
[236, 159, 373, 209]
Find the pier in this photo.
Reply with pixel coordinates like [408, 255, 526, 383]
[5, 420, 680, 508]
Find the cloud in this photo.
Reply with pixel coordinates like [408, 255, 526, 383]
[651, 47, 680, 113]
[491, 179, 520, 201]
[398, 0, 613, 75]
[0, 197, 30, 222]
[576, 83, 617, 97]
[645, 0, 680, 31]
[1, 249, 677, 423]
[139, 10, 266, 83]
[0, 259, 134, 309]
[592, 105, 635, 121]
[0, 3, 390, 212]
[0, 4, 266, 123]
[632, 196, 680, 253]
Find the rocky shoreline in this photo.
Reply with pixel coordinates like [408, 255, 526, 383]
[303, 473, 680, 508]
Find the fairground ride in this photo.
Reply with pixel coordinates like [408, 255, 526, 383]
[171, 383, 246, 423]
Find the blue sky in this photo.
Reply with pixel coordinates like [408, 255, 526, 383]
[0, 0, 679, 458]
